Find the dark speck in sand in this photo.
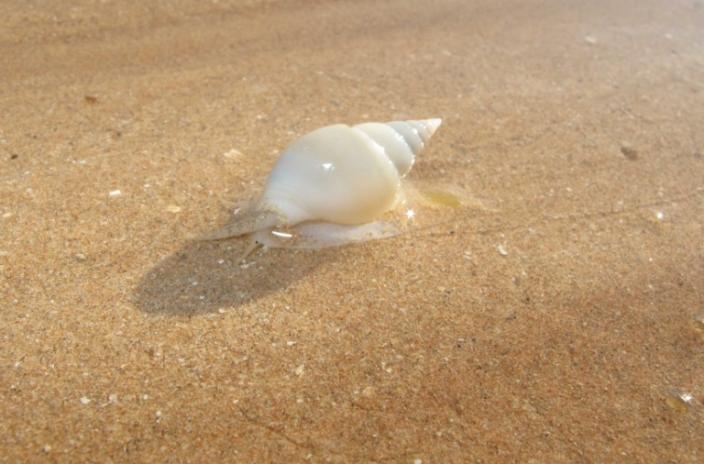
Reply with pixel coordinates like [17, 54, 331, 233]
[621, 145, 639, 160]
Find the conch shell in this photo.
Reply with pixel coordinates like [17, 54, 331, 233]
[206, 118, 442, 255]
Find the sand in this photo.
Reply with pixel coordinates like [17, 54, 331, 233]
[1, 0, 703, 462]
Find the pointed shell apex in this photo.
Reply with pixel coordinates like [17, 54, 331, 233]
[424, 118, 442, 137]
[403, 118, 442, 144]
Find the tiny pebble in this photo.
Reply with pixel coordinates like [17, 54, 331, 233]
[497, 244, 508, 256]
[666, 389, 694, 413]
[2, 212, 13, 219]
[620, 144, 638, 160]
[294, 364, 305, 376]
[223, 148, 242, 159]
[414, 459, 423, 464]
[42, 445, 52, 453]
[155, 410, 162, 418]
[287, 340, 297, 346]
[108, 393, 118, 403]
[217, 259, 225, 264]
[655, 211, 664, 220]
[74, 253, 87, 261]
[80, 396, 91, 405]
[108, 189, 122, 198]
[584, 35, 597, 44]
[166, 205, 182, 213]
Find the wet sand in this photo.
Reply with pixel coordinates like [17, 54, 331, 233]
[1, 0, 704, 462]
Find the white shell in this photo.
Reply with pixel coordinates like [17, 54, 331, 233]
[207, 118, 442, 248]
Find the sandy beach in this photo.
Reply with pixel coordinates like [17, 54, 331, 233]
[1, 0, 703, 461]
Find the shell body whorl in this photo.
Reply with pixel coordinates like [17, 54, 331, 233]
[262, 123, 399, 225]
[262, 118, 441, 226]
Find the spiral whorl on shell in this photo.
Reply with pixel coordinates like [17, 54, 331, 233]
[354, 119, 442, 177]
[207, 118, 442, 241]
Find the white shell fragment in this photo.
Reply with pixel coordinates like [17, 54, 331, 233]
[205, 118, 442, 252]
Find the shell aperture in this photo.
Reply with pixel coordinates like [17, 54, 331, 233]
[206, 118, 442, 250]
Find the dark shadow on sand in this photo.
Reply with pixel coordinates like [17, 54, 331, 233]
[132, 238, 328, 315]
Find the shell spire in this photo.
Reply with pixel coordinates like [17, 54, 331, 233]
[355, 118, 442, 177]
[386, 119, 442, 154]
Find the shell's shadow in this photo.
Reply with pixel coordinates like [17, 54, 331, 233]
[132, 239, 326, 315]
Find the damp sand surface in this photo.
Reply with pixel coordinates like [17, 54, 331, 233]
[1, 1, 704, 462]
